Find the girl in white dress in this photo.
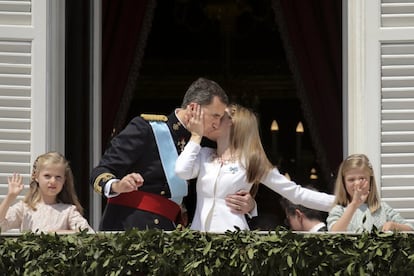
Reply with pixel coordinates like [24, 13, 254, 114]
[175, 103, 335, 232]
[327, 154, 413, 232]
[0, 151, 93, 233]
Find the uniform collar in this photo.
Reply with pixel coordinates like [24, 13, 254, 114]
[167, 111, 191, 152]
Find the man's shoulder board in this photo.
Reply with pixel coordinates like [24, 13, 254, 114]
[140, 113, 168, 122]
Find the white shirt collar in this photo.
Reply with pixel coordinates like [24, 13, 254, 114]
[175, 108, 187, 129]
[309, 222, 326, 232]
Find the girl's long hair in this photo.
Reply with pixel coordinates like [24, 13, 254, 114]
[228, 104, 273, 196]
[24, 151, 84, 215]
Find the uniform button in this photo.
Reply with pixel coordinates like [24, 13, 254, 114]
[154, 219, 159, 225]
[160, 191, 165, 195]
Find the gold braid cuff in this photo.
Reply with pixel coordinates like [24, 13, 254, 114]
[140, 113, 168, 122]
[93, 173, 116, 194]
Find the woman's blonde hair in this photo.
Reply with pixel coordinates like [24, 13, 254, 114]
[23, 151, 84, 215]
[228, 104, 273, 195]
[333, 153, 380, 213]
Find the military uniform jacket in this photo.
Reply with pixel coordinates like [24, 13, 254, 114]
[90, 111, 191, 231]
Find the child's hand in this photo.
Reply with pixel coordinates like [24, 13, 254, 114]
[8, 173, 24, 197]
[352, 178, 369, 206]
[382, 221, 413, 232]
[382, 221, 397, 231]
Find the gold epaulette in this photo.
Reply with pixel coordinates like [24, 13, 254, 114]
[140, 113, 168, 122]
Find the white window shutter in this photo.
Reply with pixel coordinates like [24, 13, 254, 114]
[380, 0, 414, 223]
[0, 0, 31, 25]
[347, 0, 414, 224]
[0, 1, 33, 201]
[381, 0, 414, 27]
[0, 1, 64, 205]
[381, 42, 414, 222]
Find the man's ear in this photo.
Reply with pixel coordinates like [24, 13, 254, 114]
[188, 102, 197, 111]
[295, 209, 303, 219]
[182, 103, 196, 125]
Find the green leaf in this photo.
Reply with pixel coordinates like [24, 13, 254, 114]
[287, 255, 293, 267]
[376, 248, 382, 256]
[203, 241, 212, 256]
[347, 263, 354, 274]
[247, 248, 255, 259]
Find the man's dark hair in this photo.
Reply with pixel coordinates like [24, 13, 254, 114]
[280, 185, 328, 222]
[181, 77, 229, 108]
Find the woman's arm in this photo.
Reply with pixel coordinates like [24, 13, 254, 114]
[175, 141, 202, 180]
[175, 104, 204, 180]
[262, 168, 335, 212]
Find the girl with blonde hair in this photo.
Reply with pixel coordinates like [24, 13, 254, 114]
[175, 103, 334, 232]
[0, 151, 93, 233]
[327, 154, 412, 232]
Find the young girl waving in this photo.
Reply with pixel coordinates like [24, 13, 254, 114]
[327, 154, 413, 232]
[0, 151, 93, 233]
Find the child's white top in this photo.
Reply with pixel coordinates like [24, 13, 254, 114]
[0, 201, 92, 232]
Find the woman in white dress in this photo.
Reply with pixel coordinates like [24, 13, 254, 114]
[175, 103, 334, 232]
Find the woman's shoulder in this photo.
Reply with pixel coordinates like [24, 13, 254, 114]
[198, 146, 216, 159]
[200, 147, 215, 154]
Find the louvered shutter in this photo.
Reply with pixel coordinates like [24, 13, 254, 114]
[347, 1, 414, 224]
[0, 0, 31, 25]
[381, 43, 414, 222]
[380, 0, 414, 223]
[0, 1, 34, 201]
[381, 0, 414, 27]
[345, 0, 414, 223]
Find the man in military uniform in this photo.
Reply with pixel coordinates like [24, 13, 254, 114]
[91, 77, 256, 231]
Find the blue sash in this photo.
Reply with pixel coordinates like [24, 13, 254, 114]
[149, 121, 187, 204]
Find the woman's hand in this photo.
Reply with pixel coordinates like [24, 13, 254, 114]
[185, 103, 204, 144]
[186, 103, 204, 138]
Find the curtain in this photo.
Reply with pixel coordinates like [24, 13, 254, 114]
[101, 0, 156, 148]
[272, 0, 342, 190]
